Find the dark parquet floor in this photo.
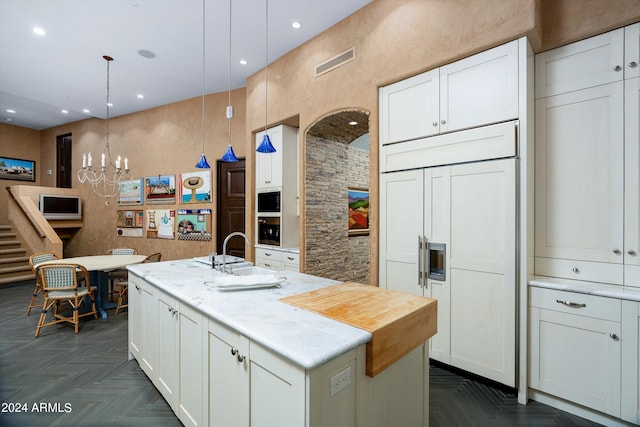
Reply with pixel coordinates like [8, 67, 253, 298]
[0, 280, 603, 427]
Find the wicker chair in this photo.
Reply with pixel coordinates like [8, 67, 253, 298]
[115, 252, 161, 315]
[27, 252, 59, 315]
[35, 263, 98, 337]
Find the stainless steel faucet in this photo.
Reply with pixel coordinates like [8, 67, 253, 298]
[222, 232, 250, 273]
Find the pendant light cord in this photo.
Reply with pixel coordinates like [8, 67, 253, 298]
[264, 0, 268, 132]
[201, 0, 206, 155]
[228, 0, 232, 145]
[104, 55, 113, 163]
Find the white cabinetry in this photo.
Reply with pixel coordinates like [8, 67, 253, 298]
[535, 24, 640, 286]
[127, 275, 215, 427]
[209, 318, 358, 427]
[380, 157, 516, 386]
[380, 39, 519, 144]
[622, 300, 640, 424]
[128, 273, 156, 379]
[254, 246, 299, 272]
[255, 124, 298, 190]
[529, 287, 622, 418]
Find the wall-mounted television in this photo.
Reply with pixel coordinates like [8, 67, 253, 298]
[39, 194, 82, 220]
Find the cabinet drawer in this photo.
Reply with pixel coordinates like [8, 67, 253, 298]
[535, 257, 624, 285]
[282, 252, 299, 265]
[255, 247, 283, 261]
[530, 287, 621, 322]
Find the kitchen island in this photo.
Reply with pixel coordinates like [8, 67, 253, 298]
[127, 258, 437, 427]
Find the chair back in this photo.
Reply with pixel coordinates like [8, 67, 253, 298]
[107, 248, 138, 255]
[144, 253, 162, 263]
[29, 252, 59, 272]
[39, 264, 88, 291]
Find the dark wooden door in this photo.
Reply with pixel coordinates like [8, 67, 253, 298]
[216, 159, 246, 257]
[56, 134, 72, 188]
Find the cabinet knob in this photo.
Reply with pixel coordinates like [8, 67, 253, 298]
[432, 122, 438, 127]
[135, 285, 141, 291]
[572, 267, 580, 274]
[440, 120, 446, 125]
[609, 333, 619, 341]
[629, 61, 638, 68]
[613, 248, 622, 255]
[231, 348, 238, 356]
[613, 65, 622, 72]
[236, 353, 246, 363]
[628, 250, 637, 256]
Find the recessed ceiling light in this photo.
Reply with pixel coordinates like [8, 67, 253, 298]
[240, 59, 247, 65]
[349, 121, 358, 126]
[6, 109, 16, 114]
[61, 110, 68, 114]
[33, 26, 45, 36]
[107, 102, 113, 107]
[292, 21, 301, 29]
[83, 109, 90, 114]
[137, 94, 144, 99]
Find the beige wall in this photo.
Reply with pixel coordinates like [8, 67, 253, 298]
[1, 0, 639, 274]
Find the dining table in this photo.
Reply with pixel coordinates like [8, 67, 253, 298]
[39, 254, 147, 318]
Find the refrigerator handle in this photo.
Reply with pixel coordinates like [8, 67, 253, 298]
[423, 236, 429, 287]
[418, 236, 423, 287]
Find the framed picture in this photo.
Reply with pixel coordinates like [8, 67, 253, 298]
[145, 174, 176, 204]
[348, 188, 369, 236]
[0, 157, 35, 182]
[118, 178, 144, 205]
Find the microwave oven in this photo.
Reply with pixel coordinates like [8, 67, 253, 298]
[257, 190, 281, 213]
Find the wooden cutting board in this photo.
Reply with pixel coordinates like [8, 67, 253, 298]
[281, 282, 437, 377]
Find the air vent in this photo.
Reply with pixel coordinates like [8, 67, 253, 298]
[315, 47, 356, 77]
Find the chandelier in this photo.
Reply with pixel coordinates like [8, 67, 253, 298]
[77, 55, 132, 201]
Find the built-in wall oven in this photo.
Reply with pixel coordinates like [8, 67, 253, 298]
[257, 190, 281, 213]
[257, 217, 280, 246]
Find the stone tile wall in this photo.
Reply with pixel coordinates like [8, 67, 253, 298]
[305, 135, 370, 283]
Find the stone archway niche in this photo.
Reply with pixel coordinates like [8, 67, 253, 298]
[304, 109, 370, 283]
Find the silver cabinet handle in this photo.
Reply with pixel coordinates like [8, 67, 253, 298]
[556, 299, 586, 308]
[440, 120, 446, 125]
[230, 348, 245, 362]
[628, 250, 637, 256]
[287, 256, 295, 261]
[432, 122, 438, 127]
[265, 252, 272, 257]
[135, 284, 141, 291]
[572, 267, 580, 274]
[423, 236, 429, 286]
[610, 333, 619, 341]
[614, 65, 622, 71]
[629, 61, 638, 68]
[613, 248, 622, 255]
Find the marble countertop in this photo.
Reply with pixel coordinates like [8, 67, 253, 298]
[255, 244, 300, 254]
[127, 259, 370, 370]
[529, 276, 640, 302]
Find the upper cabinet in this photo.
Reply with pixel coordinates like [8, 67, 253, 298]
[255, 124, 298, 190]
[380, 40, 519, 145]
[535, 24, 639, 286]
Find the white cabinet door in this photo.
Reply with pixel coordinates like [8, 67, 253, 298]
[626, 77, 640, 285]
[128, 274, 143, 361]
[626, 23, 640, 80]
[440, 39, 519, 132]
[250, 343, 306, 427]
[535, 83, 624, 275]
[425, 166, 451, 365]
[379, 69, 439, 145]
[535, 28, 624, 98]
[209, 320, 249, 427]
[622, 300, 640, 424]
[448, 159, 517, 387]
[156, 290, 179, 411]
[530, 305, 622, 417]
[129, 275, 157, 379]
[379, 169, 424, 295]
[256, 126, 283, 189]
[179, 303, 205, 427]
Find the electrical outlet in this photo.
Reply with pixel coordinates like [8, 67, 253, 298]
[330, 367, 351, 396]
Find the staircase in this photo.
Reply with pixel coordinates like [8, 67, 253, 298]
[0, 224, 34, 285]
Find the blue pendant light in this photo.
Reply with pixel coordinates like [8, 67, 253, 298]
[256, 134, 276, 153]
[195, 0, 210, 169]
[221, 0, 239, 163]
[256, 0, 276, 155]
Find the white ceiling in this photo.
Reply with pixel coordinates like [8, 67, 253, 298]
[0, 0, 371, 130]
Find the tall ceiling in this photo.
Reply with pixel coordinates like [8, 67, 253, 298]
[0, 0, 371, 131]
